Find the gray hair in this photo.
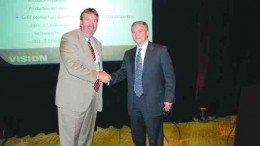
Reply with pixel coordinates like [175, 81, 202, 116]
[131, 21, 149, 32]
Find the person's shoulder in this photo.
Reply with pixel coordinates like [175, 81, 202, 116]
[92, 36, 101, 44]
[62, 29, 79, 38]
[150, 42, 165, 48]
[125, 47, 136, 54]
[122, 47, 135, 58]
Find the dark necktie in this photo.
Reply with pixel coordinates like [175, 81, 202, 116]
[88, 39, 100, 92]
[134, 48, 143, 96]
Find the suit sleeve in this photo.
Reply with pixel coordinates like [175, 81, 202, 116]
[109, 53, 128, 86]
[60, 34, 98, 83]
[161, 46, 176, 103]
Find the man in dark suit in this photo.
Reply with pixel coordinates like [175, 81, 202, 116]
[109, 21, 176, 146]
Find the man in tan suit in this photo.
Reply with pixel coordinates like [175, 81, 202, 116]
[55, 8, 111, 146]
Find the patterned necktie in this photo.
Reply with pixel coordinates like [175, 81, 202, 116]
[88, 39, 100, 92]
[134, 48, 143, 96]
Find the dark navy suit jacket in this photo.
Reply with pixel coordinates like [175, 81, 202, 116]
[110, 41, 176, 116]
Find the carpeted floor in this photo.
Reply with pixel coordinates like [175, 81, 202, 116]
[0, 115, 236, 146]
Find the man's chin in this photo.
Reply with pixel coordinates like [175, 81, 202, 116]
[88, 32, 96, 36]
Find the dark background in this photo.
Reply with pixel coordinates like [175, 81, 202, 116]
[1, 0, 259, 138]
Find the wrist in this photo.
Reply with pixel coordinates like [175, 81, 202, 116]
[97, 71, 100, 79]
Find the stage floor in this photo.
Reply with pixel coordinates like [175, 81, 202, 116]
[1, 115, 236, 146]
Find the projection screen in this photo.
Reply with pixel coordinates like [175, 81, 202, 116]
[0, 0, 152, 65]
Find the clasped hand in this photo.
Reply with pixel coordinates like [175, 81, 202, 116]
[98, 71, 111, 83]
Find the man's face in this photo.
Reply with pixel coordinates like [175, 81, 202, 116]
[80, 12, 98, 37]
[131, 23, 149, 46]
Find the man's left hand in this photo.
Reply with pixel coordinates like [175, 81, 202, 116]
[164, 102, 173, 112]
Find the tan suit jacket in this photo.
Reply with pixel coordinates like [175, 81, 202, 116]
[55, 29, 103, 112]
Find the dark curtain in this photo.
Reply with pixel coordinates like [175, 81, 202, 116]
[195, 0, 211, 102]
[195, 0, 238, 115]
[153, 0, 198, 122]
[196, 0, 259, 116]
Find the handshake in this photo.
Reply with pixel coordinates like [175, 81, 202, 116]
[97, 71, 111, 83]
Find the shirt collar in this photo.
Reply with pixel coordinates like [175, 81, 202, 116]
[137, 40, 149, 51]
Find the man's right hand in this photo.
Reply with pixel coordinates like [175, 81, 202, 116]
[97, 71, 111, 83]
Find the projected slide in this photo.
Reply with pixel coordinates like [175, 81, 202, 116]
[0, 0, 152, 65]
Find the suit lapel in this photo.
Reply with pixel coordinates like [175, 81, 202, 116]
[77, 30, 85, 46]
[91, 37, 103, 71]
[130, 47, 137, 79]
[143, 42, 153, 74]
[92, 37, 102, 62]
[77, 29, 96, 67]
